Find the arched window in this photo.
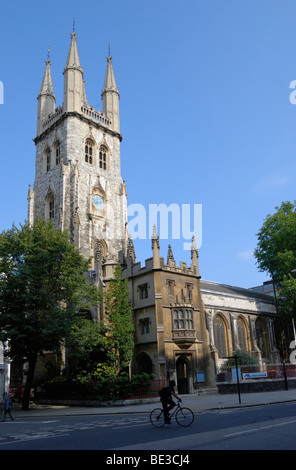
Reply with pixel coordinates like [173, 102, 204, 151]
[45, 191, 55, 221]
[85, 139, 93, 164]
[49, 196, 55, 220]
[255, 318, 269, 358]
[136, 352, 153, 375]
[99, 145, 107, 170]
[55, 141, 61, 165]
[213, 315, 228, 358]
[237, 317, 248, 352]
[46, 148, 51, 172]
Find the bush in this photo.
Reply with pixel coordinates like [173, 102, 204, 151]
[220, 350, 258, 370]
[41, 377, 93, 399]
[93, 371, 155, 401]
[39, 372, 155, 401]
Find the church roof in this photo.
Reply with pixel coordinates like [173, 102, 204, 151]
[200, 279, 275, 303]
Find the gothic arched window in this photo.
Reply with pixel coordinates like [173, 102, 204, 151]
[255, 318, 269, 358]
[45, 191, 55, 222]
[49, 197, 55, 220]
[213, 314, 228, 358]
[237, 317, 248, 352]
[55, 141, 61, 165]
[46, 148, 51, 172]
[85, 139, 93, 164]
[99, 145, 107, 170]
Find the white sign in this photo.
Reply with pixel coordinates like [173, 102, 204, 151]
[243, 372, 268, 379]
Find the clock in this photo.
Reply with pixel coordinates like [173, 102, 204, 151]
[92, 194, 104, 211]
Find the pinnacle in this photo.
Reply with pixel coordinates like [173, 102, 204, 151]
[64, 31, 83, 72]
[39, 59, 55, 99]
[103, 55, 118, 92]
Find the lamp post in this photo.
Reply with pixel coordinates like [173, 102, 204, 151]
[272, 277, 288, 390]
[224, 354, 241, 404]
[290, 270, 296, 346]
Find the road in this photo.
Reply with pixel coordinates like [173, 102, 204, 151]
[1, 402, 296, 451]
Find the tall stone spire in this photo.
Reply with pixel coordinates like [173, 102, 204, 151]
[63, 31, 87, 112]
[101, 52, 120, 133]
[37, 52, 56, 135]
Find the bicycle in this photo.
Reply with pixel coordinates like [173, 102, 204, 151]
[150, 400, 194, 428]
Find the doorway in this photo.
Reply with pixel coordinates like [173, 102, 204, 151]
[176, 356, 190, 394]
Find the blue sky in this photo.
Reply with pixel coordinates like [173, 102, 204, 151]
[0, 0, 296, 289]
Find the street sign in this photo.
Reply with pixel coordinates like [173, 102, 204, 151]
[242, 372, 268, 379]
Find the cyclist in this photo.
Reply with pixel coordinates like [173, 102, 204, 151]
[159, 380, 181, 424]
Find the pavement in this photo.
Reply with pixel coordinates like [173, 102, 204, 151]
[7, 388, 296, 419]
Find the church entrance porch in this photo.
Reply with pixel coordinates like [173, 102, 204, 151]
[176, 355, 191, 394]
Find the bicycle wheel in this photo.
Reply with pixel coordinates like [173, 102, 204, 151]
[150, 408, 165, 427]
[175, 407, 194, 427]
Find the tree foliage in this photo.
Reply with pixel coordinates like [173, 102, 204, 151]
[254, 201, 296, 285]
[104, 264, 134, 372]
[0, 219, 100, 409]
[254, 201, 296, 320]
[67, 318, 109, 382]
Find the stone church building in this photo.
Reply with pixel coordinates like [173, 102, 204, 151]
[9, 31, 279, 395]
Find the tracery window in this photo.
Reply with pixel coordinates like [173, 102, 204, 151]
[213, 315, 228, 358]
[255, 318, 269, 358]
[99, 145, 107, 170]
[237, 317, 248, 352]
[85, 139, 93, 164]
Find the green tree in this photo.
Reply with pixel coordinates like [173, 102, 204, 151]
[67, 318, 110, 382]
[0, 219, 100, 410]
[104, 264, 134, 373]
[254, 201, 296, 320]
[254, 201, 296, 285]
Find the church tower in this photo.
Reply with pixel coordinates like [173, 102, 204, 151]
[28, 31, 128, 291]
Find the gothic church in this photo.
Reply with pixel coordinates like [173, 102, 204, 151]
[26, 31, 279, 394]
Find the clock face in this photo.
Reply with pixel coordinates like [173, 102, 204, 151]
[92, 194, 104, 211]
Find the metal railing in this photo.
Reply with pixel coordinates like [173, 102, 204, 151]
[129, 379, 166, 399]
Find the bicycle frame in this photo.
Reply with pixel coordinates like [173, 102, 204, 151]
[169, 400, 182, 418]
[150, 400, 194, 427]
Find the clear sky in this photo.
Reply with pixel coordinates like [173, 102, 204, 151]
[0, 0, 295, 289]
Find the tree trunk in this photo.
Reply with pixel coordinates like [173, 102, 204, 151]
[22, 357, 37, 410]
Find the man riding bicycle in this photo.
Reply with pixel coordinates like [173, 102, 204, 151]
[159, 380, 181, 424]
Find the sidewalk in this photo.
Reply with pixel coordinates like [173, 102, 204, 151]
[9, 388, 296, 419]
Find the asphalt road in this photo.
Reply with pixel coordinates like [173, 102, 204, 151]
[1, 402, 296, 452]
